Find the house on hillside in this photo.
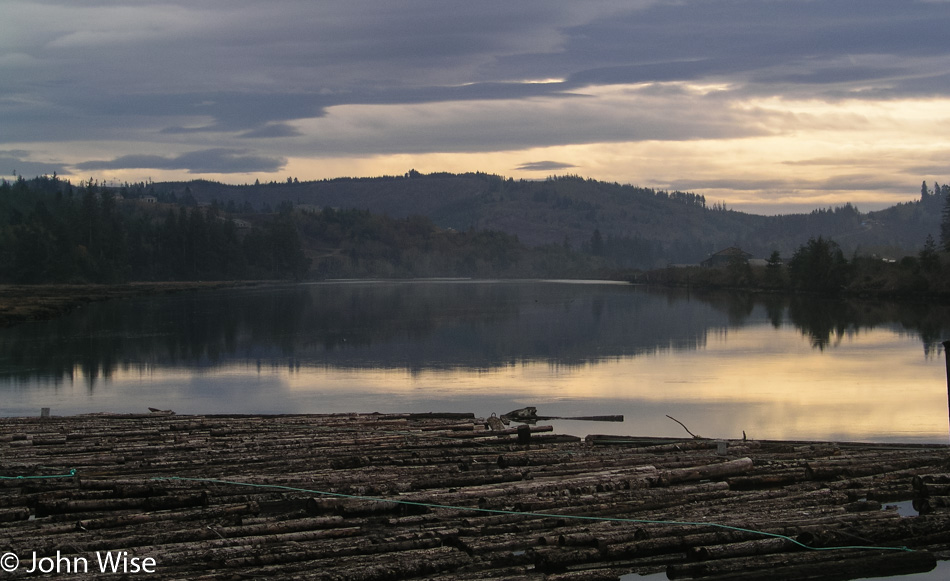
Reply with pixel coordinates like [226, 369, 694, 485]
[701, 247, 753, 268]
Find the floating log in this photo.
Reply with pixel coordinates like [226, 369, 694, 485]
[534, 415, 624, 422]
[667, 548, 937, 580]
[1, 412, 949, 580]
[655, 457, 754, 485]
[915, 496, 950, 515]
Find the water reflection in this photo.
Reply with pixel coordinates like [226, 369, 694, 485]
[1, 281, 949, 442]
[2, 281, 718, 383]
[4, 280, 950, 383]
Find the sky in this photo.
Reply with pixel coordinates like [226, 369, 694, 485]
[3, 0, 950, 215]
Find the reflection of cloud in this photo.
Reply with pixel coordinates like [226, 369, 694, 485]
[274, 327, 950, 442]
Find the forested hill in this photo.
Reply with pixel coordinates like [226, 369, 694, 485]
[152, 172, 941, 266]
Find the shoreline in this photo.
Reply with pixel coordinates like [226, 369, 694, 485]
[640, 279, 950, 304]
[0, 281, 268, 328]
[5, 277, 947, 331]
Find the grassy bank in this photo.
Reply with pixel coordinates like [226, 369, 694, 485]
[0, 281, 264, 328]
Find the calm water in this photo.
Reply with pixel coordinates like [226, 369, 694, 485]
[2, 279, 950, 443]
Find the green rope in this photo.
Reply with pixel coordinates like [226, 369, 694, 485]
[152, 475, 913, 553]
[0, 468, 76, 480]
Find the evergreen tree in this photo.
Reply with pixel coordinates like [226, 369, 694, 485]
[920, 234, 939, 273]
[589, 229, 604, 256]
[764, 250, 784, 288]
[941, 186, 950, 252]
[788, 237, 849, 293]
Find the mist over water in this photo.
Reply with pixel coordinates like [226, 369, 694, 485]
[2, 280, 949, 443]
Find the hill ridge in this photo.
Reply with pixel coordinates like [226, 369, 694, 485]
[146, 172, 939, 266]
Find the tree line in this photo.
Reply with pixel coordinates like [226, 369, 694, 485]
[651, 234, 950, 298]
[0, 175, 607, 283]
[6, 173, 950, 291]
[0, 176, 309, 283]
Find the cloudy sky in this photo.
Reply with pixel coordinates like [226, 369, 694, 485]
[3, 0, 950, 214]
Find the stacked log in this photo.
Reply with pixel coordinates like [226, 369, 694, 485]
[1, 413, 948, 580]
[912, 473, 950, 515]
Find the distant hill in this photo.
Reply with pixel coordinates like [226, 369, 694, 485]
[149, 172, 941, 268]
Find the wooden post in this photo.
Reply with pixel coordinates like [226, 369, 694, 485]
[517, 425, 531, 444]
[944, 340, 950, 445]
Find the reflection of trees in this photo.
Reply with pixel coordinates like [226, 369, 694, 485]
[786, 297, 854, 350]
[4, 283, 950, 387]
[784, 297, 950, 352]
[3, 283, 715, 383]
[696, 290, 756, 326]
[646, 286, 950, 352]
[762, 295, 785, 329]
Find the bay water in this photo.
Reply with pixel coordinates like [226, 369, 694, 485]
[2, 279, 949, 444]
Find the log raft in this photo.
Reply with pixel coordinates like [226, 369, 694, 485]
[0, 413, 948, 580]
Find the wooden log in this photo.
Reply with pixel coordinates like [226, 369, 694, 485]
[914, 495, 950, 515]
[533, 546, 603, 572]
[144, 491, 209, 511]
[487, 416, 507, 432]
[687, 537, 796, 561]
[77, 501, 260, 531]
[545, 571, 624, 581]
[3, 413, 949, 581]
[913, 476, 950, 498]
[421, 422, 476, 432]
[586, 435, 716, 450]
[839, 499, 884, 513]
[533, 415, 624, 422]
[806, 455, 946, 481]
[407, 412, 477, 420]
[445, 425, 554, 439]
[913, 473, 950, 490]
[655, 457, 754, 486]
[0, 507, 30, 522]
[306, 497, 430, 517]
[34, 496, 148, 516]
[915, 482, 950, 498]
[666, 548, 936, 581]
[726, 471, 805, 490]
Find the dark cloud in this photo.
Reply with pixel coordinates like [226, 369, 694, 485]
[10, 0, 948, 145]
[0, 151, 66, 177]
[239, 124, 303, 139]
[515, 161, 577, 172]
[73, 148, 286, 174]
[667, 175, 912, 194]
[907, 163, 950, 176]
[3, 0, 950, 211]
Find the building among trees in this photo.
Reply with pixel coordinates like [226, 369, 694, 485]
[701, 247, 753, 268]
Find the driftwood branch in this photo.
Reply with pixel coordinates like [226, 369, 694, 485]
[666, 414, 702, 439]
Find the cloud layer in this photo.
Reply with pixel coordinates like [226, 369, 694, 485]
[3, 1, 950, 211]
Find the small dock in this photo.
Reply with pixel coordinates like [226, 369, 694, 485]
[2, 412, 949, 580]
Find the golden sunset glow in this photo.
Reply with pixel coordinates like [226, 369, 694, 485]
[5, 2, 950, 214]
